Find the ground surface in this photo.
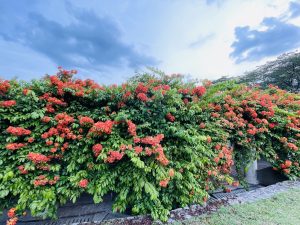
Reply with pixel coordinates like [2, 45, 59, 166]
[173, 187, 300, 225]
[94, 180, 300, 225]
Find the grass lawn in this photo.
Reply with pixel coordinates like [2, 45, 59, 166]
[174, 188, 300, 225]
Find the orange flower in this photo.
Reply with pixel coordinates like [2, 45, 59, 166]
[159, 179, 169, 188]
[7, 208, 16, 218]
[169, 169, 175, 177]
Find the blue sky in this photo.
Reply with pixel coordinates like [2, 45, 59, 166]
[0, 0, 300, 83]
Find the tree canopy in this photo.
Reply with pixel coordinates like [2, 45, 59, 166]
[213, 51, 300, 93]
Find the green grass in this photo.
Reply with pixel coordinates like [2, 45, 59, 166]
[174, 188, 300, 225]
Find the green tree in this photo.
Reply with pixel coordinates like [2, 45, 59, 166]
[239, 51, 300, 92]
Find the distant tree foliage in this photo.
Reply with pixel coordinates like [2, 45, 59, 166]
[213, 51, 300, 92]
[239, 51, 300, 92]
[212, 75, 236, 84]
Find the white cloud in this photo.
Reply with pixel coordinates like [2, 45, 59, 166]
[0, 0, 298, 83]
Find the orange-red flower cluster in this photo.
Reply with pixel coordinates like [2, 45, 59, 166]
[6, 126, 31, 136]
[137, 93, 148, 102]
[18, 165, 28, 174]
[127, 120, 137, 136]
[178, 88, 190, 95]
[79, 116, 94, 126]
[78, 179, 89, 188]
[41, 113, 77, 141]
[7, 208, 16, 218]
[27, 137, 35, 143]
[0, 100, 16, 108]
[89, 120, 114, 135]
[92, 144, 103, 157]
[159, 178, 169, 187]
[0, 80, 10, 95]
[214, 145, 234, 174]
[6, 217, 18, 225]
[287, 143, 298, 151]
[192, 86, 206, 97]
[42, 116, 51, 123]
[33, 175, 59, 187]
[106, 150, 124, 163]
[134, 146, 143, 154]
[27, 152, 50, 164]
[135, 82, 148, 94]
[133, 134, 169, 166]
[6, 143, 26, 151]
[166, 113, 175, 122]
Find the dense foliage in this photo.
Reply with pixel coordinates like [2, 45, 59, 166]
[239, 51, 300, 92]
[1, 68, 299, 224]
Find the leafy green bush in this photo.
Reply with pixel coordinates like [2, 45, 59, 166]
[0, 68, 299, 224]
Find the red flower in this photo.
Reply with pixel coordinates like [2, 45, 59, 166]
[169, 169, 175, 177]
[18, 165, 28, 174]
[106, 150, 124, 163]
[285, 160, 292, 167]
[283, 169, 290, 174]
[137, 93, 148, 102]
[27, 137, 34, 143]
[166, 113, 175, 122]
[27, 152, 50, 164]
[46, 140, 53, 146]
[183, 98, 189, 104]
[6, 143, 26, 151]
[47, 97, 66, 106]
[232, 181, 239, 187]
[211, 112, 220, 118]
[224, 188, 231, 193]
[159, 179, 169, 187]
[123, 91, 132, 99]
[134, 146, 143, 154]
[178, 88, 190, 95]
[6, 217, 18, 225]
[207, 136, 212, 143]
[136, 134, 164, 146]
[78, 179, 89, 188]
[7, 208, 16, 218]
[192, 86, 206, 97]
[0, 80, 10, 95]
[269, 123, 276, 129]
[23, 88, 29, 95]
[127, 120, 137, 136]
[92, 144, 103, 157]
[79, 116, 94, 126]
[6, 126, 31, 136]
[33, 175, 49, 187]
[117, 102, 126, 108]
[89, 120, 114, 135]
[155, 146, 169, 166]
[0, 100, 16, 108]
[247, 129, 256, 135]
[50, 148, 57, 153]
[287, 143, 298, 151]
[63, 142, 69, 149]
[135, 83, 148, 94]
[214, 157, 220, 163]
[215, 144, 221, 150]
[42, 116, 51, 123]
[55, 113, 74, 125]
[199, 123, 206, 129]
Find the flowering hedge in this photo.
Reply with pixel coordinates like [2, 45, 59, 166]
[0, 68, 299, 224]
